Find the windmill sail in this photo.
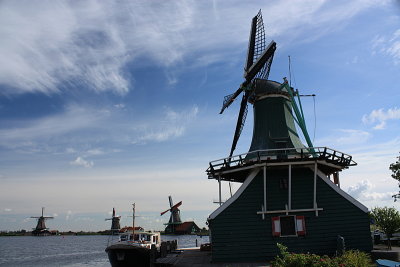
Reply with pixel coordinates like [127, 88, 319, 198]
[245, 10, 266, 73]
[222, 10, 276, 158]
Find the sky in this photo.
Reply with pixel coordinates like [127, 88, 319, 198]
[1, 0, 400, 232]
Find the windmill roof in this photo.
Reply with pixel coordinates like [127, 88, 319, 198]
[174, 221, 198, 232]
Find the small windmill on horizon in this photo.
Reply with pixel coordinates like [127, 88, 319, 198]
[31, 207, 54, 236]
[160, 196, 182, 234]
[105, 208, 121, 235]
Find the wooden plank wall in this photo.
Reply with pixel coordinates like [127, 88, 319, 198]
[209, 167, 372, 262]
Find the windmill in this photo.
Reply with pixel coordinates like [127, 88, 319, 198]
[160, 196, 182, 234]
[105, 208, 121, 235]
[31, 207, 54, 236]
[218, 10, 314, 163]
[206, 11, 365, 263]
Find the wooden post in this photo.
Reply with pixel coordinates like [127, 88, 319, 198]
[218, 176, 222, 206]
[313, 162, 318, 216]
[264, 165, 267, 215]
[132, 203, 135, 236]
[333, 172, 340, 188]
[288, 164, 292, 210]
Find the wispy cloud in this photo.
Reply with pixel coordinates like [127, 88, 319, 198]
[132, 105, 199, 144]
[362, 107, 400, 130]
[316, 129, 371, 148]
[135, 127, 185, 143]
[114, 104, 125, 109]
[0, 0, 387, 96]
[0, 102, 200, 157]
[86, 149, 104, 156]
[70, 156, 94, 168]
[372, 29, 400, 64]
[0, 104, 109, 152]
[66, 210, 73, 221]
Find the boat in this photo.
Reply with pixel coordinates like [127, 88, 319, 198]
[105, 203, 161, 267]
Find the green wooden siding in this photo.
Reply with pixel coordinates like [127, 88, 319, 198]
[247, 96, 305, 155]
[209, 167, 372, 262]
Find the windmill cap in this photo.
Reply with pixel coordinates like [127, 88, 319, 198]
[249, 79, 293, 103]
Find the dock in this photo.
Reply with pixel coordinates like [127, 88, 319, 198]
[155, 248, 271, 267]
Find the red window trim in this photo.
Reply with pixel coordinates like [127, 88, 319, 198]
[271, 215, 306, 237]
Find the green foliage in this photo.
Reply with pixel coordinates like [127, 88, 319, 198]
[391, 153, 400, 200]
[271, 243, 372, 267]
[370, 206, 400, 250]
[335, 250, 372, 267]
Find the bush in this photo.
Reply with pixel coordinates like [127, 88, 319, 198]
[334, 250, 372, 267]
[271, 243, 372, 267]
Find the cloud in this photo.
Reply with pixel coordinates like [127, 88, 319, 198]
[65, 148, 76, 154]
[371, 29, 400, 64]
[336, 129, 371, 144]
[114, 104, 125, 109]
[0, 0, 388, 96]
[86, 149, 104, 156]
[132, 105, 199, 144]
[66, 210, 73, 220]
[362, 107, 400, 130]
[70, 156, 93, 168]
[0, 1, 129, 95]
[4, 208, 12, 212]
[316, 129, 371, 148]
[348, 180, 372, 199]
[0, 0, 204, 96]
[136, 127, 185, 143]
[348, 180, 395, 201]
[0, 104, 109, 152]
[0, 101, 200, 158]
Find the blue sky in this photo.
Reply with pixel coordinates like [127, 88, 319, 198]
[1, 0, 400, 232]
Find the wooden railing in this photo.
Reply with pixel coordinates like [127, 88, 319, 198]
[207, 147, 356, 176]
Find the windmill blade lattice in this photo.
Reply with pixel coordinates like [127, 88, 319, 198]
[221, 10, 276, 158]
[246, 10, 266, 74]
[229, 93, 249, 158]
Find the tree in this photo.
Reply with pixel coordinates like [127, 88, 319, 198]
[370, 207, 400, 250]
[391, 153, 400, 201]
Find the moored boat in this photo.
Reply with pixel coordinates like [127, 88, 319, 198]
[106, 230, 161, 267]
[105, 203, 161, 267]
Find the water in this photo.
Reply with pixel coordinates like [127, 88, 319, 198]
[0, 235, 209, 267]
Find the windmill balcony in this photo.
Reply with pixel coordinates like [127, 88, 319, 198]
[207, 147, 356, 182]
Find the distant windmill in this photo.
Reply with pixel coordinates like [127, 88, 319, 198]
[105, 208, 121, 235]
[160, 196, 182, 234]
[31, 207, 54, 236]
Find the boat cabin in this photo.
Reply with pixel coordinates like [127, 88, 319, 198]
[118, 231, 161, 249]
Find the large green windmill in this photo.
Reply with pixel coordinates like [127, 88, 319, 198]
[206, 10, 370, 263]
[219, 10, 313, 160]
[208, 11, 354, 183]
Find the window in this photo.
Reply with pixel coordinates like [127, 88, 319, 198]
[280, 216, 296, 236]
[272, 215, 306, 237]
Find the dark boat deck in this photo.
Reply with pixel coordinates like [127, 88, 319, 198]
[155, 249, 271, 267]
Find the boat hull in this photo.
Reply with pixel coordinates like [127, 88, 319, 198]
[106, 243, 156, 267]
